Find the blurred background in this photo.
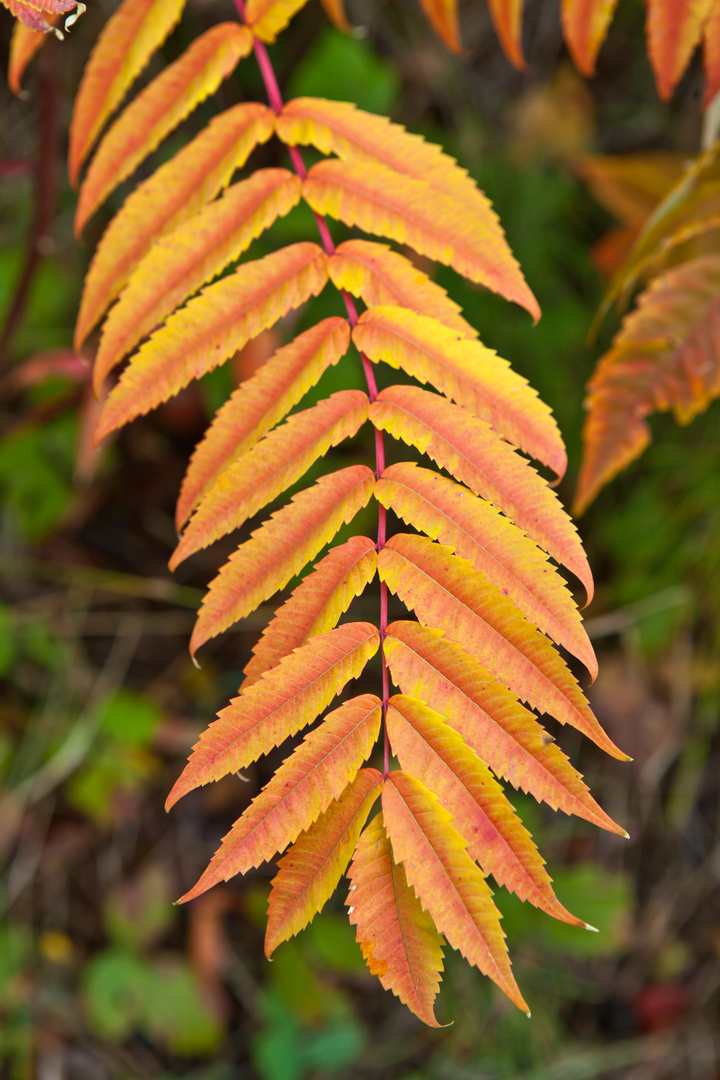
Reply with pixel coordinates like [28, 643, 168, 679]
[1, 0, 719, 1076]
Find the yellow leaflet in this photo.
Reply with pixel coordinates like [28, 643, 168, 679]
[75, 103, 275, 351]
[355, 305, 564, 477]
[384, 622, 626, 835]
[328, 240, 476, 339]
[8, 16, 56, 95]
[368, 384, 593, 601]
[561, 0, 619, 76]
[348, 810, 444, 1027]
[242, 536, 377, 689]
[246, 0, 311, 43]
[383, 771, 529, 1014]
[177, 318, 350, 528]
[386, 695, 583, 925]
[94, 170, 302, 390]
[75, 23, 253, 233]
[180, 695, 381, 902]
[266, 769, 383, 955]
[166, 624, 380, 807]
[487, 0, 525, 68]
[375, 462, 596, 678]
[378, 533, 625, 759]
[417, 0, 461, 52]
[69, 0, 185, 183]
[172, 391, 369, 566]
[190, 466, 375, 655]
[303, 158, 540, 319]
[646, 0, 715, 101]
[95, 242, 329, 442]
[319, 0, 349, 30]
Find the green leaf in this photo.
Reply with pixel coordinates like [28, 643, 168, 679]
[287, 27, 400, 115]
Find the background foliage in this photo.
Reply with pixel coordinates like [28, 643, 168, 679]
[1, 0, 719, 1077]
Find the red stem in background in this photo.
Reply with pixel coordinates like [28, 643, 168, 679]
[0, 60, 61, 370]
[234, 2, 391, 772]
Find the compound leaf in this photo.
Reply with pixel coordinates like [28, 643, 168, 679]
[577, 254, 720, 513]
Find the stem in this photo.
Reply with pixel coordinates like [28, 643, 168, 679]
[236, 3, 391, 772]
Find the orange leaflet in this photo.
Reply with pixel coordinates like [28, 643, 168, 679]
[94, 243, 329, 443]
[75, 24, 253, 234]
[347, 810, 445, 1027]
[280, 98, 538, 319]
[189, 466, 376, 655]
[166, 623, 380, 808]
[246, 0, 311, 43]
[328, 240, 476, 338]
[241, 536, 377, 689]
[278, 97, 493, 220]
[75, 103, 275, 352]
[576, 254, 720, 515]
[386, 696, 584, 925]
[375, 463, 596, 678]
[94, 170, 302, 389]
[384, 622, 626, 835]
[368, 385, 593, 602]
[8, 16, 57, 95]
[383, 771, 528, 1014]
[378, 533, 626, 759]
[355, 305, 564, 477]
[172, 392, 370, 567]
[68, 0, 185, 184]
[487, 0, 525, 69]
[266, 768, 383, 955]
[704, 1, 720, 104]
[417, 0, 461, 51]
[302, 158, 540, 320]
[176, 318, 350, 528]
[561, 0, 619, 76]
[646, 0, 714, 101]
[179, 695, 382, 902]
[318, 0, 349, 31]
